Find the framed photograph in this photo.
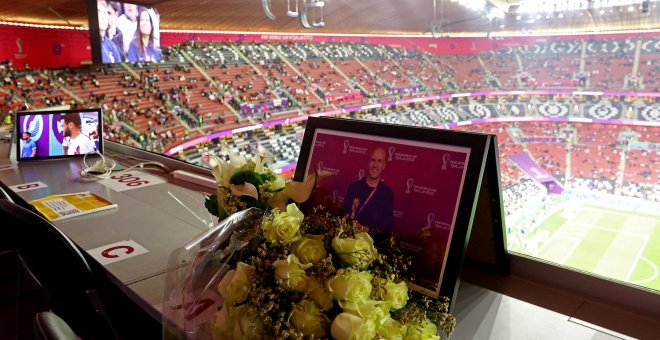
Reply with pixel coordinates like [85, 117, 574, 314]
[295, 117, 493, 301]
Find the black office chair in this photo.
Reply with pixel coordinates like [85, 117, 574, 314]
[0, 200, 119, 340]
[33, 311, 78, 340]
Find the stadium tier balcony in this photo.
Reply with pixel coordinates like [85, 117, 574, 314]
[586, 39, 636, 56]
[518, 121, 563, 137]
[638, 56, 660, 91]
[623, 149, 658, 187]
[404, 107, 442, 127]
[238, 43, 279, 64]
[460, 102, 496, 119]
[502, 178, 545, 215]
[574, 123, 621, 146]
[336, 60, 378, 91]
[316, 43, 353, 60]
[345, 43, 382, 60]
[275, 43, 319, 62]
[431, 104, 460, 123]
[584, 103, 624, 120]
[440, 55, 486, 91]
[519, 54, 580, 89]
[585, 56, 631, 90]
[396, 58, 439, 92]
[537, 101, 571, 118]
[480, 53, 520, 89]
[360, 59, 413, 90]
[527, 144, 566, 177]
[299, 60, 354, 94]
[571, 145, 619, 181]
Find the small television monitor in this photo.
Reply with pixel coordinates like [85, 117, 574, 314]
[16, 108, 103, 161]
[90, 0, 161, 64]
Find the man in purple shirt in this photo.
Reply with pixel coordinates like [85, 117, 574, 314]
[343, 147, 394, 239]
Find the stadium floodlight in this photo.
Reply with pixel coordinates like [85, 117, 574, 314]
[512, 0, 655, 13]
[262, 0, 276, 20]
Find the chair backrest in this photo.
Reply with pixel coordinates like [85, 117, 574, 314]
[0, 199, 117, 339]
[33, 311, 78, 340]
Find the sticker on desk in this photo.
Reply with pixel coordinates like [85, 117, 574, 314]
[98, 171, 165, 192]
[168, 289, 222, 329]
[9, 181, 48, 192]
[87, 240, 149, 265]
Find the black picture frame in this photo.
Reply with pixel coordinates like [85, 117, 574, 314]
[294, 116, 504, 307]
[15, 108, 104, 161]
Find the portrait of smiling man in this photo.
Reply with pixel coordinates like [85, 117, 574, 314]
[342, 146, 394, 240]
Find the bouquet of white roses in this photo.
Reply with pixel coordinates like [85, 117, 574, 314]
[163, 151, 455, 339]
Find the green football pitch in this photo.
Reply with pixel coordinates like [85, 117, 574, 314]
[511, 204, 660, 292]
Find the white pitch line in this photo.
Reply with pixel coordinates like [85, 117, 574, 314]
[630, 256, 660, 285]
[583, 205, 660, 219]
[624, 234, 649, 282]
[557, 237, 581, 265]
[568, 220, 650, 284]
[569, 221, 650, 241]
[535, 223, 570, 255]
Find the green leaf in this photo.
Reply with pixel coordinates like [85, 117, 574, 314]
[204, 194, 219, 217]
[230, 170, 265, 188]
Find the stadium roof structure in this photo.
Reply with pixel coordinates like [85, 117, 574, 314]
[1, 0, 658, 35]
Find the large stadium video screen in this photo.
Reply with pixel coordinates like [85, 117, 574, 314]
[92, 0, 161, 63]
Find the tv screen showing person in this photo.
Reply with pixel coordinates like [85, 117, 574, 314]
[126, 7, 162, 62]
[62, 112, 97, 155]
[16, 109, 103, 160]
[20, 131, 37, 158]
[94, 1, 161, 64]
[98, 0, 122, 63]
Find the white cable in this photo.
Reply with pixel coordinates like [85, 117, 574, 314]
[80, 151, 116, 179]
[80, 152, 171, 180]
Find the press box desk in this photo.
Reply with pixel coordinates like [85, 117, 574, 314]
[0, 155, 210, 321]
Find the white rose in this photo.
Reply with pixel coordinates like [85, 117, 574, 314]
[294, 234, 328, 264]
[232, 304, 265, 340]
[341, 299, 389, 325]
[331, 312, 376, 340]
[305, 277, 334, 311]
[327, 269, 373, 303]
[217, 262, 253, 305]
[210, 303, 234, 340]
[272, 254, 311, 292]
[332, 232, 378, 269]
[262, 203, 304, 244]
[290, 299, 330, 338]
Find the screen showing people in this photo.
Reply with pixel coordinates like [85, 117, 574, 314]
[17, 110, 102, 160]
[97, 0, 161, 63]
[302, 128, 471, 295]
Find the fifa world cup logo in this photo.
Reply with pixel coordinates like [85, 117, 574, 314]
[358, 169, 365, 179]
[316, 161, 324, 173]
[442, 153, 450, 170]
[388, 146, 396, 161]
[343, 140, 349, 154]
[406, 178, 414, 194]
[16, 38, 23, 54]
[427, 213, 436, 229]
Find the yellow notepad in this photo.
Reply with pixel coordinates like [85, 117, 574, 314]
[29, 191, 117, 221]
